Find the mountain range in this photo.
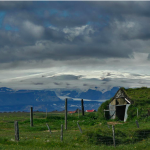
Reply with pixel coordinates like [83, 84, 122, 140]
[59, 87, 119, 100]
[0, 87, 119, 112]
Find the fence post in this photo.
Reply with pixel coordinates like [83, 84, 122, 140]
[30, 107, 33, 127]
[78, 108, 79, 118]
[46, 123, 52, 135]
[61, 124, 63, 141]
[136, 120, 139, 128]
[137, 108, 138, 118]
[81, 99, 84, 116]
[112, 125, 116, 147]
[14, 121, 19, 141]
[104, 109, 105, 118]
[77, 121, 82, 133]
[65, 98, 67, 130]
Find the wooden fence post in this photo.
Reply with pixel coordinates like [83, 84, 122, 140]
[14, 121, 19, 141]
[46, 123, 52, 135]
[81, 99, 84, 116]
[136, 120, 139, 128]
[65, 98, 67, 130]
[61, 124, 63, 141]
[30, 107, 33, 127]
[77, 121, 82, 133]
[112, 125, 116, 147]
[78, 108, 79, 118]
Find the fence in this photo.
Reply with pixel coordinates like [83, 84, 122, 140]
[12, 119, 150, 147]
[1, 110, 150, 148]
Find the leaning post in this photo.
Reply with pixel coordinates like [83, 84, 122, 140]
[136, 120, 139, 128]
[46, 123, 52, 135]
[65, 98, 67, 130]
[30, 107, 33, 127]
[112, 125, 116, 147]
[77, 121, 83, 133]
[61, 124, 63, 141]
[81, 99, 84, 116]
[14, 121, 19, 141]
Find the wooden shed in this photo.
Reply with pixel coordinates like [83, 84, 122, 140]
[109, 88, 133, 122]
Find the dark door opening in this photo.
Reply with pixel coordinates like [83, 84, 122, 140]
[116, 105, 126, 120]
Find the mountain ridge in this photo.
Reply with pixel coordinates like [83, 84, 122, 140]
[0, 87, 119, 112]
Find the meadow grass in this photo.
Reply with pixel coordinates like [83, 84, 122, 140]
[0, 111, 150, 150]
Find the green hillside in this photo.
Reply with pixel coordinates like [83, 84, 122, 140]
[98, 87, 150, 121]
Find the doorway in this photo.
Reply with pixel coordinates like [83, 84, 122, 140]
[116, 105, 126, 120]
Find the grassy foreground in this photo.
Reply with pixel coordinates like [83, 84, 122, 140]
[0, 111, 150, 150]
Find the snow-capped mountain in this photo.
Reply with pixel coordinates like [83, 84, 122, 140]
[0, 87, 119, 112]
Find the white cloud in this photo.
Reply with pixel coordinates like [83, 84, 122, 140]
[48, 26, 59, 31]
[63, 25, 95, 41]
[115, 20, 136, 29]
[23, 21, 44, 38]
[48, 25, 95, 42]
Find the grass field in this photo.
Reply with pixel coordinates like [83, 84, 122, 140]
[1, 111, 150, 150]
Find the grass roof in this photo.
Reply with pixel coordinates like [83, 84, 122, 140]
[121, 87, 150, 105]
[98, 87, 150, 121]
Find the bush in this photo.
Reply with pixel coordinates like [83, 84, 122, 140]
[97, 99, 111, 120]
[86, 112, 98, 120]
[127, 105, 137, 121]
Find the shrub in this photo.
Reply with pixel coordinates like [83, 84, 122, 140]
[97, 99, 111, 120]
[127, 105, 137, 121]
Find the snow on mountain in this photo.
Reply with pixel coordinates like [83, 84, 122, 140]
[0, 86, 119, 112]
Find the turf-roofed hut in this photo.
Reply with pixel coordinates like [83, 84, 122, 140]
[109, 87, 133, 122]
[99, 87, 150, 122]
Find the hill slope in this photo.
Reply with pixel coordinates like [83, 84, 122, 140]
[98, 87, 150, 120]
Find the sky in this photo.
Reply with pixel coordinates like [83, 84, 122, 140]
[1, 1, 150, 91]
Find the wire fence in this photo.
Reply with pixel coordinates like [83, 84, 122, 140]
[12, 119, 150, 147]
[1, 111, 150, 147]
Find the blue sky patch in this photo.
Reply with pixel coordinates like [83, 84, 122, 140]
[4, 24, 19, 32]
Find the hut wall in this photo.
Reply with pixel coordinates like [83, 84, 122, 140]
[109, 104, 116, 119]
[124, 104, 131, 122]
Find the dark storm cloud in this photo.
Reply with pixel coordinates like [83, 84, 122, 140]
[32, 82, 44, 85]
[52, 75, 82, 80]
[83, 84, 88, 86]
[0, 1, 33, 10]
[0, 39, 132, 64]
[0, 1, 150, 66]
[53, 82, 62, 85]
[106, 73, 112, 76]
[102, 78, 112, 85]
[130, 73, 142, 77]
[89, 1, 150, 18]
[102, 78, 111, 82]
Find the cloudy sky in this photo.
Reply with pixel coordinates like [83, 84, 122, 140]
[1, 1, 150, 91]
